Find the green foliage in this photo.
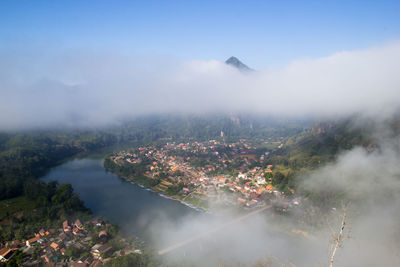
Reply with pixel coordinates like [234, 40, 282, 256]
[51, 184, 73, 204]
[65, 246, 85, 258]
[271, 119, 373, 171]
[165, 182, 184, 195]
[0, 180, 89, 241]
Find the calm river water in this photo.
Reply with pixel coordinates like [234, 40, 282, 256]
[41, 158, 198, 240]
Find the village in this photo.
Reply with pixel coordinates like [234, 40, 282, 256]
[0, 217, 140, 266]
[108, 138, 301, 211]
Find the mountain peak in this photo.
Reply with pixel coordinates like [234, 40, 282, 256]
[225, 56, 253, 72]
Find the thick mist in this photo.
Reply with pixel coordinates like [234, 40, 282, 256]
[1, 42, 400, 130]
[138, 120, 400, 266]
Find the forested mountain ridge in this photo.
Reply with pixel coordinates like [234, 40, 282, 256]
[262, 116, 386, 195]
[269, 117, 383, 169]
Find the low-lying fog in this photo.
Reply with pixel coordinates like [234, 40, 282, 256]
[144, 126, 400, 266]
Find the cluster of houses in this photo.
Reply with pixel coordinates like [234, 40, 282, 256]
[0, 218, 136, 266]
[111, 139, 301, 211]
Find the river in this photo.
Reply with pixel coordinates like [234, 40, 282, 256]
[41, 157, 199, 241]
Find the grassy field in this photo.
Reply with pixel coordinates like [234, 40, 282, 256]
[0, 196, 36, 218]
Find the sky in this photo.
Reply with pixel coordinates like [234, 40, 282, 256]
[1, 0, 400, 69]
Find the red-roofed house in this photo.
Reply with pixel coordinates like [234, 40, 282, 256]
[0, 248, 15, 262]
[26, 235, 40, 247]
[50, 242, 59, 251]
[246, 199, 258, 208]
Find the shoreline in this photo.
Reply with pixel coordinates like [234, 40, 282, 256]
[114, 171, 209, 213]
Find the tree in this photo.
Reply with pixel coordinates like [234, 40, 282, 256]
[272, 172, 285, 185]
[52, 184, 73, 204]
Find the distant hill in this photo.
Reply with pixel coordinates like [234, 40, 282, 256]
[270, 118, 378, 170]
[117, 113, 309, 142]
[225, 56, 253, 72]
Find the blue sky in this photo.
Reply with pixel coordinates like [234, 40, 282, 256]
[1, 0, 400, 69]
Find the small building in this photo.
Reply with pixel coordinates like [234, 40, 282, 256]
[91, 244, 102, 258]
[63, 220, 71, 232]
[265, 184, 275, 193]
[91, 244, 112, 259]
[73, 227, 80, 235]
[75, 219, 83, 230]
[50, 242, 59, 251]
[98, 231, 108, 239]
[246, 199, 258, 208]
[182, 187, 191, 195]
[98, 244, 112, 257]
[256, 176, 266, 185]
[92, 219, 103, 227]
[26, 235, 40, 247]
[98, 231, 108, 243]
[0, 248, 15, 262]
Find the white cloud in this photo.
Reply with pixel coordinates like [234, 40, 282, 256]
[1, 42, 400, 130]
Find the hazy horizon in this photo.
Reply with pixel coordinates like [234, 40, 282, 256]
[1, 42, 400, 131]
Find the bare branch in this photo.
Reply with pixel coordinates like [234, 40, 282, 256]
[329, 205, 347, 267]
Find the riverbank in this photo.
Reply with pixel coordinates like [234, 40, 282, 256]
[117, 174, 208, 213]
[103, 157, 209, 212]
[42, 158, 199, 238]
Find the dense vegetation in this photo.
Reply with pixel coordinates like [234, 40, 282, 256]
[0, 180, 90, 241]
[0, 131, 120, 200]
[272, 119, 373, 168]
[0, 130, 115, 241]
[117, 114, 308, 142]
[264, 117, 380, 206]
